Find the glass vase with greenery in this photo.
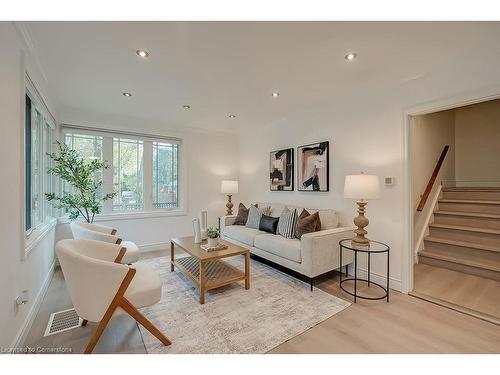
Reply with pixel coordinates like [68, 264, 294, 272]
[45, 141, 116, 223]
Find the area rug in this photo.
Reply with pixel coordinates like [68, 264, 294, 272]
[137, 255, 350, 354]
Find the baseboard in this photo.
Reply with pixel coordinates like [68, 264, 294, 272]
[347, 265, 402, 292]
[139, 242, 170, 253]
[10, 260, 56, 349]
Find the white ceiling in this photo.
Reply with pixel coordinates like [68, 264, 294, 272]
[23, 21, 500, 133]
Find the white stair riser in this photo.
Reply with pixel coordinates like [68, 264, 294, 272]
[428, 227, 500, 248]
[434, 213, 500, 230]
[438, 202, 500, 214]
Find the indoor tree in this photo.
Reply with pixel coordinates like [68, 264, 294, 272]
[45, 141, 116, 223]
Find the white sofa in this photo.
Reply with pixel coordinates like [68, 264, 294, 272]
[220, 202, 354, 289]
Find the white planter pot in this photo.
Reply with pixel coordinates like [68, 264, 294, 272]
[207, 237, 218, 248]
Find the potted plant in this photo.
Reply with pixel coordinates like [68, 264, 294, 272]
[45, 141, 116, 223]
[206, 227, 220, 248]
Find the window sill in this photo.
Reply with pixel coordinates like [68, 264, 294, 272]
[57, 209, 187, 224]
[24, 218, 57, 259]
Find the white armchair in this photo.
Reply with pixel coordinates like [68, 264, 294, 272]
[70, 222, 140, 263]
[56, 239, 171, 354]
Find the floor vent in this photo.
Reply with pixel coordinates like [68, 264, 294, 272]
[44, 308, 82, 336]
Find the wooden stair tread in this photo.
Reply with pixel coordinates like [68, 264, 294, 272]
[424, 236, 500, 253]
[439, 199, 500, 205]
[409, 291, 500, 326]
[428, 223, 500, 235]
[443, 187, 500, 192]
[434, 210, 500, 219]
[419, 249, 500, 272]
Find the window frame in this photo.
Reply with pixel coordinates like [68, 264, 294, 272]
[60, 126, 185, 220]
[23, 77, 58, 259]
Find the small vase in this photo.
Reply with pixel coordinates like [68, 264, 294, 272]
[207, 237, 218, 248]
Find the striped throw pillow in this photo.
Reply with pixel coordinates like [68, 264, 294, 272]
[277, 207, 298, 239]
[246, 205, 270, 229]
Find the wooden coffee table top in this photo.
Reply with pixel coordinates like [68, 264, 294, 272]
[171, 236, 249, 260]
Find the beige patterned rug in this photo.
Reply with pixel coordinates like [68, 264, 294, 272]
[137, 255, 350, 354]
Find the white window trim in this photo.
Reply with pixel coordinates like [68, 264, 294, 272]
[60, 124, 186, 220]
[23, 73, 58, 259]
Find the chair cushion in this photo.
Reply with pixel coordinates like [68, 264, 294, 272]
[124, 264, 162, 309]
[223, 225, 267, 246]
[121, 241, 140, 263]
[254, 234, 302, 263]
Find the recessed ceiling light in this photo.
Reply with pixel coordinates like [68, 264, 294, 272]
[345, 52, 357, 61]
[183, 105, 191, 109]
[228, 114, 236, 118]
[271, 92, 280, 98]
[136, 50, 150, 58]
[123, 92, 132, 97]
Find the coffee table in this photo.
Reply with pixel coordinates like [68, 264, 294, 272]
[170, 236, 250, 304]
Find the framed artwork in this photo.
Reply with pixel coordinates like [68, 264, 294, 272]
[270, 148, 294, 191]
[297, 141, 329, 192]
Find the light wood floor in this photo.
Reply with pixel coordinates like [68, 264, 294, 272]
[25, 251, 500, 354]
[412, 263, 500, 321]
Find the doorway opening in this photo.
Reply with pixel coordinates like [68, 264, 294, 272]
[408, 98, 500, 325]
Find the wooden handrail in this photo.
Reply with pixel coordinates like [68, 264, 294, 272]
[417, 145, 450, 212]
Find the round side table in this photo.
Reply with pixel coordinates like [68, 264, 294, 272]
[339, 239, 390, 303]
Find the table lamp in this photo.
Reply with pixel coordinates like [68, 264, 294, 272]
[344, 173, 380, 246]
[221, 180, 239, 215]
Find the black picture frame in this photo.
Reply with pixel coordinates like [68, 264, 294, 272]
[297, 141, 329, 192]
[270, 148, 294, 191]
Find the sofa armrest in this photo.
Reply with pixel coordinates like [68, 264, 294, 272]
[300, 226, 355, 278]
[220, 215, 237, 238]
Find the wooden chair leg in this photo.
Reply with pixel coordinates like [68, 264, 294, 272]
[120, 297, 172, 346]
[84, 268, 136, 354]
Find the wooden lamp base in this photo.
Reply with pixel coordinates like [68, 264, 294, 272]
[226, 194, 234, 215]
[352, 200, 370, 247]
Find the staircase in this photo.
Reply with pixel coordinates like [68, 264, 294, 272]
[419, 187, 500, 281]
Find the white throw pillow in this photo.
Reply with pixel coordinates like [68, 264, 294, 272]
[277, 207, 298, 239]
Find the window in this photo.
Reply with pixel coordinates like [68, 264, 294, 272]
[113, 138, 144, 211]
[25, 90, 57, 235]
[63, 128, 181, 216]
[153, 142, 179, 208]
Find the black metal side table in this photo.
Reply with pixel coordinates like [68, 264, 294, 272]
[339, 239, 390, 303]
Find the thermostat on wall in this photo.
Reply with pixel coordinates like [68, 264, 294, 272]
[384, 177, 394, 186]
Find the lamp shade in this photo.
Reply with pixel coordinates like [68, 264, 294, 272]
[221, 180, 239, 194]
[344, 174, 380, 200]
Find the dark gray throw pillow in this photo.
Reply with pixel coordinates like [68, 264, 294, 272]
[233, 203, 249, 225]
[259, 214, 279, 234]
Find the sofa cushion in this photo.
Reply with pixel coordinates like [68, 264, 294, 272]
[254, 234, 302, 263]
[277, 207, 298, 239]
[223, 225, 267, 246]
[311, 209, 339, 230]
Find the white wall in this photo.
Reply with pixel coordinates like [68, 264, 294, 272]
[0, 22, 58, 347]
[54, 114, 239, 251]
[455, 98, 500, 184]
[239, 66, 500, 292]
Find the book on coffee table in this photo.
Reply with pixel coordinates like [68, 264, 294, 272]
[200, 243, 228, 252]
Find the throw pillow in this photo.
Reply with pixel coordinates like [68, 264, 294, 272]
[246, 204, 271, 229]
[277, 207, 298, 239]
[259, 214, 279, 234]
[295, 210, 321, 239]
[233, 203, 249, 225]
